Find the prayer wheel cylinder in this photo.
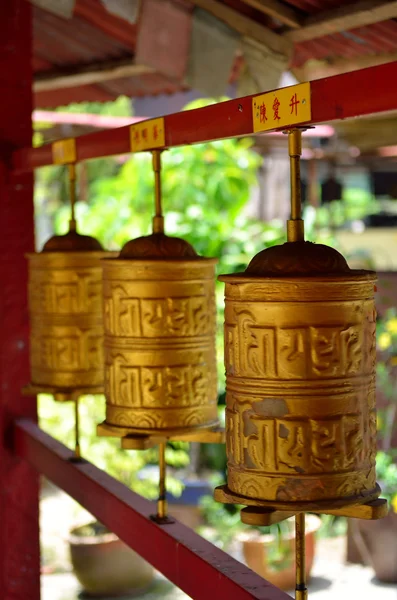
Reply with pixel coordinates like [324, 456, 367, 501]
[102, 232, 218, 433]
[219, 241, 378, 508]
[27, 230, 116, 389]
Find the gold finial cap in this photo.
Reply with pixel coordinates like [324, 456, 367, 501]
[245, 241, 351, 277]
[119, 232, 197, 260]
[42, 230, 103, 253]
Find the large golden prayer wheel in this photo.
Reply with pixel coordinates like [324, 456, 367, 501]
[101, 232, 218, 434]
[219, 240, 378, 508]
[27, 229, 116, 391]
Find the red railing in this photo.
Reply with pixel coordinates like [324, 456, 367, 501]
[12, 61, 397, 173]
[15, 420, 290, 600]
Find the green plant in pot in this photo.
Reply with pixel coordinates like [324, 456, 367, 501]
[198, 490, 321, 591]
[347, 309, 397, 583]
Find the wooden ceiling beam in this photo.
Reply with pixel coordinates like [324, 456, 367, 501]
[189, 0, 292, 55]
[286, 0, 397, 43]
[292, 52, 397, 82]
[34, 57, 155, 92]
[239, 0, 302, 28]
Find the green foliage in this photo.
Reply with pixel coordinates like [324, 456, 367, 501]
[311, 188, 379, 230]
[55, 96, 133, 117]
[38, 394, 185, 499]
[376, 451, 397, 510]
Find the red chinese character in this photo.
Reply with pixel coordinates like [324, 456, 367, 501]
[153, 125, 158, 140]
[142, 128, 148, 140]
[259, 102, 267, 124]
[273, 97, 281, 121]
[290, 93, 300, 116]
[134, 129, 140, 143]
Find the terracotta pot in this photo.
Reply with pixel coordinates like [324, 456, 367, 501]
[69, 522, 154, 597]
[349, 510, 397, 583]
[238, 514, 321, 591]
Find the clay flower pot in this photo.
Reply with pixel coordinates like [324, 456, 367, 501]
[237, 514, 321, 591]
[351, 510, 397, 583]
[69, 522, 154, 597]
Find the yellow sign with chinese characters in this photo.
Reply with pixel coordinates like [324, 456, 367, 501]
[130, 117, 165, 152]
[252, 82, 311, 133]
[52, 138, 76, 164]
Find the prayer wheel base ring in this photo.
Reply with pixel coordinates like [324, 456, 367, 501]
[97, 419, 220, 440]
[214, 483, 381, 513]
[239, 497, 388, 526]
[22, 383, 104, 403]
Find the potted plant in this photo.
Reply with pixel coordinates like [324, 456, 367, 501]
[69, 521, 154, 597]
[347, 309, 397, 582]
[38, 393, 188, 595]
[198, 491, 321, 591]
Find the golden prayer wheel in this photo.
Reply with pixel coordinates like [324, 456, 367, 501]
[220, 241, 378, 509]
[100, 151, 218, 436]
[101, 228, 218, 434]
[27, 165, 116, 394]
[215, 129, 386, 600]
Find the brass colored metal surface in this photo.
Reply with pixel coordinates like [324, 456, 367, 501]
[219, 266, 378, 507]
[158, 442, 167, 519]
[27, 250, 116, 389]
[74, 397, 81, 459]
[102, 257, 218, 433]
[152, 150, 164, 234]
[118, 425, 226, 449]
[295, 513, 307, 600]
[319, 498, 388, 520]
[287, 129, 304, 242]
[214, 484, 381, 512]
[241, 507, 296, 526]
[22, 383, 104, 402]
[237, 498, 388, 527]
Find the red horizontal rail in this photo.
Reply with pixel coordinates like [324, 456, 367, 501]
[12, 61, 397, 173]
[14, 419, 289, 600]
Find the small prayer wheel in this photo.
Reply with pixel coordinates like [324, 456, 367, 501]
[100, 150, 218, 436]
[27, 164, 116, 394]
[101, 233, 218, 434]
[27, 230, 116, 390]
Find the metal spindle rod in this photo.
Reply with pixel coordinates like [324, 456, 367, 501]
[68, 163, 77, 232]
[157, 442, 167, 519]
[152, 150, 164, 234]
[74, 397, 81, 460]
[295, 512, 307, 600]
[287, 129, 304, 242]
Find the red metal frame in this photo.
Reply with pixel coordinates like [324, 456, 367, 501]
[15, 420, 290, 600]
[12, 61, 397, 173]
[0, 3, 41, 600]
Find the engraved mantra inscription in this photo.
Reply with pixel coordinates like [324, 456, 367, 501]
[106, 355, 216, 408]
[226, 401, 375, 475]
[104, 288, 215, 337]
[225, 309, 376, 379]
[31, 328, 103, 370]
[30, 271, 102, 314]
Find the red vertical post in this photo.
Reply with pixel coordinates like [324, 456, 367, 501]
[0, 2, 40, 599]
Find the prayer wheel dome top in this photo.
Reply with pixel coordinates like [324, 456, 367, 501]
[246, 241, 351, 277]
[120, 232, 198, 259]
[42, 229, 103, 253]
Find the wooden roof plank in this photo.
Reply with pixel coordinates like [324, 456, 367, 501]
[239, 0, 303, 28]
[189, 0, 292, 55]
[286, 0, 397, 43]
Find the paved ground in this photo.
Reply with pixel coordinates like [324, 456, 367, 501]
[41, 483, 397, 600]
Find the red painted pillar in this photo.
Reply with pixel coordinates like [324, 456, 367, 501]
[0, 2, 40, 599]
